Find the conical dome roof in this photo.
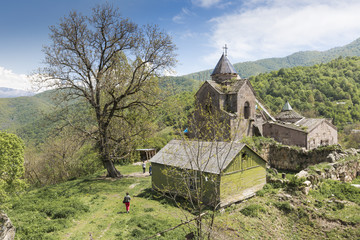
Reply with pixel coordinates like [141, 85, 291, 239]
[211, 53, 240, 83]
[282, 101, 293, 111]
[276, 101, 303, 123]
[211, 53, 238, 76]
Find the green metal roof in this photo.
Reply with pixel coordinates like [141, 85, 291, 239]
[282, 101, 293, 111]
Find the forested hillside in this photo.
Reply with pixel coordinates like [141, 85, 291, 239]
[186, 37, 360, 81]
[0, 95, 53, 132]
[250, 56, 360, 128]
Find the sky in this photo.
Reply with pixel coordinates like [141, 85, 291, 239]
[2, 0, 360, 91]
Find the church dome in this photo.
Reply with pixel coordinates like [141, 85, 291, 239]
[275, 101, 303, 123]
[211, 53, 240, 83]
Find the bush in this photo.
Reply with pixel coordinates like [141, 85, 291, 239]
[274, 201, 293, 213]
[316, 180, 360, 204]
[285, 176, 305, 192]
[240, 204, 266, 217]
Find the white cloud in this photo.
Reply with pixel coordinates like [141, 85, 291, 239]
[0, 66, 32, 91]
[206, 0, 360, 64]
[173, 8, 195, 24]
[192, 0, 223, 8]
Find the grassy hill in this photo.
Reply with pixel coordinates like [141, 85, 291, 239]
[2, 162, 359, 239]
[185, 37, 360, 80]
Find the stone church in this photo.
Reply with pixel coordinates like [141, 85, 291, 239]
[190, 51, 338, 149]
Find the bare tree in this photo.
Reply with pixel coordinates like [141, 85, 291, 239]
[34, 3, 176, 177]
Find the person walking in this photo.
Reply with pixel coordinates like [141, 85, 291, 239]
[123, 192, 131, 213]
[142, 161, 146, 174]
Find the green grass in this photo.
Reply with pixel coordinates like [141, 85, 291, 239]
[2, 166, 360, 239]
[2, 166, 191, 240]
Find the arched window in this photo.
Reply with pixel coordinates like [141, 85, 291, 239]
[244, 101, 250, 119]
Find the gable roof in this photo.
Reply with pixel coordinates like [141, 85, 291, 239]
[211, 54, 238, 76]
[295, 118, 337, 132]
[266, 118, 337, 133]
[150, 140, 265, 174]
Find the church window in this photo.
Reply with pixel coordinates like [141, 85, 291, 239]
[244, 101, 250, 119]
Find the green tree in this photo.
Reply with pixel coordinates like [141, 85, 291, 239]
[0, 132, 26, 202]
[35, 3, 176, 177]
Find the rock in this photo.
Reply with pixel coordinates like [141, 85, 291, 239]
[303, 180, 312, 187]
[345, 148, 358, 156]
[302, 186, 311, 195]
[0, 213, 15, 240]
[277, 193, 292, 200]
[296, 170, 308, 178]
[326, 153, 336, 163]
[344, 176, 353, 182]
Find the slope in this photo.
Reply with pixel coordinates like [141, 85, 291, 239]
[0, 95, 53, 132]
[186, 37, 360, 80]
[3, 163, 359, 239]
[250, 56, 360, 128]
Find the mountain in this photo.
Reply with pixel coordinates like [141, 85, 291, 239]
[185, 37, 360, 80]
[0, 94, 53, 132]
[0, 87, 35, 98]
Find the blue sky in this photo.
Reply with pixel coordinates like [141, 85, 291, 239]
[2, 0, 360, 90]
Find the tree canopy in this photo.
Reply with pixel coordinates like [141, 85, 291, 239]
[0, 131, 26, 202]
[250, 56, 360, 128]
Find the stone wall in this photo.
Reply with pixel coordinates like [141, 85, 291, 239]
[260, 144, 349, 171]
[262, 123, 307, 149]
[307, 120, 338, 149]
[0, 213, 15, 240]
[296, 159, 360, 185]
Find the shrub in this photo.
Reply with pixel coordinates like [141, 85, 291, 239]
[274, 201, 293, 213]
[240, 204, 266, 217]
[316, 180, 360, 204]
[285, 176, 305, 192]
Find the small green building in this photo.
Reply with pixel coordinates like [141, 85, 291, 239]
[150, 140, 267, 207]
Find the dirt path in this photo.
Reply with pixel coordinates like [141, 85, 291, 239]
[125, 172, 150, 178]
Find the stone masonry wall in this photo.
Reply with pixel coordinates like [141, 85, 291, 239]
[296, 159, 360, 185]
[260, 144, 346, 171]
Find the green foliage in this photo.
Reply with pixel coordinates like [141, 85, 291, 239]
[250, 56, 360, 129]
[240, 204, 266, 217]
[7, 194, 89, 239]
[241, 136, 277, 153]
[0, 96, 53, 133]
[311, 180, 360, 205]
[273, 201, 294, 213]
[0, 131, 26, 202]
[285, 176, 306, 193]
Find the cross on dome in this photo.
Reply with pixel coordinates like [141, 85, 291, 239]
[223, 44, 228, 56]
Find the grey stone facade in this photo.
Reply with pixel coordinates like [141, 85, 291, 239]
[191, 53, 338, 150]
[191, 54, 261, 140]
[263, 103, 338, 149]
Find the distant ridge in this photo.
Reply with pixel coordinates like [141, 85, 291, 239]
[0, 87, 35, 98]
[184, 37, 360, 80]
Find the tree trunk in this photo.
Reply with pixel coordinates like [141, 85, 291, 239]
[99, 125, 122, 178]
[103, 158, 122, 178]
